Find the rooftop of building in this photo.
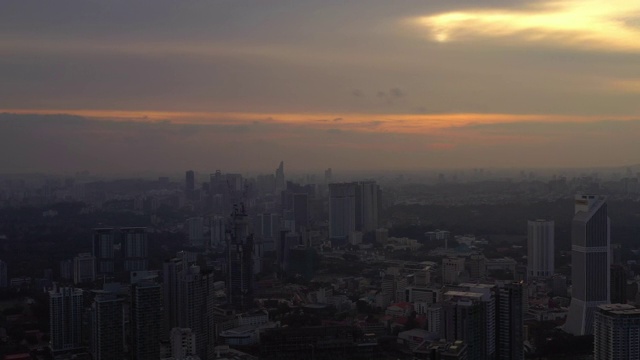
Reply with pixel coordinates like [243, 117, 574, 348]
[598, 303, 640, 316]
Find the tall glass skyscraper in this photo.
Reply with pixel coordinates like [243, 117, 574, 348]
[564, 195, 610, 336]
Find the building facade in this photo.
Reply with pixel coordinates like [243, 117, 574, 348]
[594, 303, 640, 360]
[527, 219, 554, 279]
[564, 195, 610, 336]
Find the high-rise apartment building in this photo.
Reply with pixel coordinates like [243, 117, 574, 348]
[178, 265, 215, 360]
[329, 182, 381, 241]
[186, 217, 205, 247]
[73, 253, 96, 284]
[122, 227, 148, 271]
[90, 293, 124, 360]
[527, 219, 554, 279]
[564, 195, 610, 336]
[496, 282, 524, 360]
[93, 228, 115, 275]
[49, 287, 84, 353]
[594, 303, 640, 360]
[131, 280, 163, 360]
[227, 207, 255, 311]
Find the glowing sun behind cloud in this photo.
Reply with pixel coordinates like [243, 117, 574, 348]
[412, 0, 640, 52]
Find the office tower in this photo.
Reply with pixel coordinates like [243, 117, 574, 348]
[122, 227, 148, 271]
[329, 183, 357, 240]
[49, 287, 84, 353]
[527, 219, 554, 279]
[73, 253, 96, 284]
[227, 207, 255, 311]
[564, 195, 610, 336]
[442, 257, 466, 285]
[131, 280, 163, 360]
[185, 170, 195, 200]
[186, 217, 205, 247]
[163, 257, 184, 338]
[593, 304, 640, 360]
[458, 283, 497, 359]
[178, 265, 215, 359]
[359, 181, 380, 232]
[90, 293, 124, 360]
[610, 265, 627, 304]
[496, 282, 523, 360]
[293, 193, 309, 232]
[170, 328, 198, 359]
[93, 228, 115, 275]
[324, 168, 332, 184]
[275, 161, 285, 193]
[442, 291, 485, 360]
[0, 260, 7, 288]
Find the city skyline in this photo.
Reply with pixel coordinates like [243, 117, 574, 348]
[1, 1, 640, 172]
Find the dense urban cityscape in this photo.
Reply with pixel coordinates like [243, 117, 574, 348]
[0, 163, 640, 359]
[3, 0, 640, 359]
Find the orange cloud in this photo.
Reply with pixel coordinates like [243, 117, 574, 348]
[3, 108, 631, 136]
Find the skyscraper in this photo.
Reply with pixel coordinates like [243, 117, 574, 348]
[178, 265, 215, 359]
[329, 183, 357, 241]
[185, 170, 195, 200]
[49, 286, 84, 353]
[163, 257, 185, 338]
[527, 219, 554, 279]
[90, 293, 124, 360]
[131, 280, 163, 360]
[227, 207, 255, 311]
[122, 227, 148, 271]
[329, 181, 381, 241]
[495, 282, 524, 360]
[93, 228, 115, 275]
[564, 194, 610, 336]
[275, 161, 285, 193]
[442, 291, 485, 360]
[594, 303, 640, 360]
[359, 181, 380, 232]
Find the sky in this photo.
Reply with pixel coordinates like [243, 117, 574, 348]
[1, 0, 639, 174]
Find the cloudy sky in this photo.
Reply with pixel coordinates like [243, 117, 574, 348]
[1, 0, 639, 173]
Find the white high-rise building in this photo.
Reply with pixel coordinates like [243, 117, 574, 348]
[564, 195, 610, 336]
[170, 327, 198, 360]
[594, 303, 640, 360]
[49, 286, 84, 353]
[527, 220, 554, 279]
[442, 257, 465, 285]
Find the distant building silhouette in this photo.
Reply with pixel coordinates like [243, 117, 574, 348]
[73, 253, 96, 284]
[185, 170, 195, 200]
[0, 260, 7, 288]
[564, 195, 610, 336]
